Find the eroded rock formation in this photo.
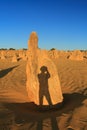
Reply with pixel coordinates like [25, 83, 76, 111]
[69, 50, 83, 61]
[26, 32, 63, 106]
[1, 51, 6, 60]
[12, 54, 18, 62]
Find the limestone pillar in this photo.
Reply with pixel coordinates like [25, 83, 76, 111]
[26, 32, 63, 106]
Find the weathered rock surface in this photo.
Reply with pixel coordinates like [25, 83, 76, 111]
[1, 51, 6, 60]
[48, 49, 59, 59]
[26, 32, 63, 106]
[69, 50, 83, 61]
[12, 54, 18, 62]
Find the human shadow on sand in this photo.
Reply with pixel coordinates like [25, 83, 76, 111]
[0, 65, 18, 78]
[38, 66, 52, 106]
[2, 92, 87, 130]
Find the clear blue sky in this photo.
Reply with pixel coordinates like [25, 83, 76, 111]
[0, 0, 87, 50]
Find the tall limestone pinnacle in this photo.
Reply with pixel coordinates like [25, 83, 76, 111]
[26, 32, 63, 107]
[28, 31, 38, 50]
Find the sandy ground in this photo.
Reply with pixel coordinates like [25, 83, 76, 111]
[0, 58, 87, 130]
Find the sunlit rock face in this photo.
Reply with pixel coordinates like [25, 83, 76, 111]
[12, 54, 18, 62]
[1, 51, 6, 60]
[69, 50, 84, 61]
[48, 49, 59, 59]
[26, 32, 63, 106]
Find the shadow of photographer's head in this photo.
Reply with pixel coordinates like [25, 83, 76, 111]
[40, 66, 48, 73]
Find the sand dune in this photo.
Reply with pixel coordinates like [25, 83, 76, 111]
[0, 51, 87, 130]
